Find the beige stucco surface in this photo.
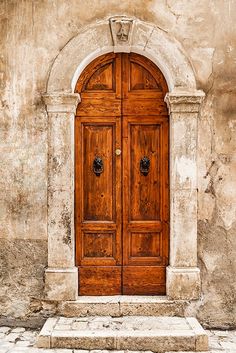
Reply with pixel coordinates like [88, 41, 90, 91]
[0, 0, 235, 328]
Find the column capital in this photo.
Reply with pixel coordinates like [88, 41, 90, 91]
[165, 89, 205, 113]
[43, 93, 81, 113]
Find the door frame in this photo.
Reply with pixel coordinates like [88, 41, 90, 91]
[42, 17, 205, 301]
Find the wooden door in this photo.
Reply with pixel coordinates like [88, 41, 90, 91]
[75, 53, 169, 295]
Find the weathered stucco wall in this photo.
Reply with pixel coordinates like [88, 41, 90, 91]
[0, 0, 235, 328]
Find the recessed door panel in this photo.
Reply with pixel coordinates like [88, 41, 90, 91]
[130, 232, 160, 257]
[82, 123, 115, 222]
[82, 232, 115, 258]
[129, 123, 161, 221]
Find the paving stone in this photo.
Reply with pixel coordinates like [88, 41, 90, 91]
[54, 325, 72, 331]
[219, 340, 236, 349]
[0, 327, 11, 334]
[11, 328, 26, 333]
[212, 330, 229, 337]
[8, 349, 32, 352]
[0, 341, 15, 349]
[0, 349, 9, 353]
[208, 339, 223, 349]
[4, 333, 20, 343]
[58, 318, 74, 325]
[15, 340, 32, 346]
[71, 322, 89, 330]
[23, 330, 38, 337]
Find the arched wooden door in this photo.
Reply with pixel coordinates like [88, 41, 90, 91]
[75, 53, 169, 295]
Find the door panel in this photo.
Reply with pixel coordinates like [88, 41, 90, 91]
[79, 267, 122, 295]
[75, 116, 122, 294]
[82, 123, 114, 221]
[123, 266, 166, 295]
[75, 53, 169, 295]
[122, 116, 168, 294]
[128, 122, 161, 221]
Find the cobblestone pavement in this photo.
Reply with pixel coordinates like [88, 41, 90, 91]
[0, 326, 235, 353]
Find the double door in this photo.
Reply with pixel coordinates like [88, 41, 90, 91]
[75, 53, 169, 295]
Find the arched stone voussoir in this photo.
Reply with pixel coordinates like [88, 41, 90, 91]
[47, 21, 113, 93]
[143, 26, 196, 90]
[47, 18, 197, 93]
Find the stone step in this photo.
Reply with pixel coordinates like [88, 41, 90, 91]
[56, 296, 188, 317]
[37, 316, 208, 352]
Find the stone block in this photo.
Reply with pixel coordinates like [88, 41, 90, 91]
[36, 317, 58, 348]
[186, 317, 209, 351]
[43, 93, 80, 114]
[167, 266, 201, 300]
[51, 332, 115, 350]
[170, 115, 198, 178]
[170, 189, 198, 267]
[48, 113, 75, 192]
[131, 20, 154, 51]
[58, 297, 120, 317]
[47, 189, 74, 268]
[45, 267, 78, 300]
[146, 30, 196, 89]
[119, 296, 186, 317]
[38, 316, 207, 352]
[116, 333, 195, 352]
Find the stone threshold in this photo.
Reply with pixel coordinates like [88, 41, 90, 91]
[75, 295, 169, 302]
[37, 316, 208, 352]
[57, 296, 189, 317]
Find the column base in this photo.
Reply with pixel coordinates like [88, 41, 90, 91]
[166, 266, 201, 300]
[45, 267, 78, 301]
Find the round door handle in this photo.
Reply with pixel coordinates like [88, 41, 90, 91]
[115, 149, 121, 156]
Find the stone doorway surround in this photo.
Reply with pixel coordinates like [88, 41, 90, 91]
[43, 17, 205, 301]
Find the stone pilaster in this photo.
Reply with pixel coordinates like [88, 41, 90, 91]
[43, 93, 80, 300]
[165, 89, 205, 300]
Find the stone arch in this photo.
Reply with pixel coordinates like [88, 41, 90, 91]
[47, 18, 196, 93]
[43, 17, 205, 301]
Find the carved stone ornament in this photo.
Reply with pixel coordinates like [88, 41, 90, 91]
[109, 16, 134, 52]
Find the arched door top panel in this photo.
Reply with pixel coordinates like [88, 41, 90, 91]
[75, 53, 168, 95]
[75, 53, 169, 118]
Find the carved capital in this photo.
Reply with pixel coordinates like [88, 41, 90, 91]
[165, 89, 205, 113]
[109, 16, 134, 53]
[43, 93, 81, 113]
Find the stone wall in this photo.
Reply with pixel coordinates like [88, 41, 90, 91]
[0, 0, 235, 328]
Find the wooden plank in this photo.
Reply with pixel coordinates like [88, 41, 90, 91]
[122, 266, 166, 295]
[77, 98, 121, 116]
[79, 266, 122, 295]
[123, 99, 168, 115]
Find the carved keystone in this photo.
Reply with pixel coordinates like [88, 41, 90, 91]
[109, 16, 134, 52]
